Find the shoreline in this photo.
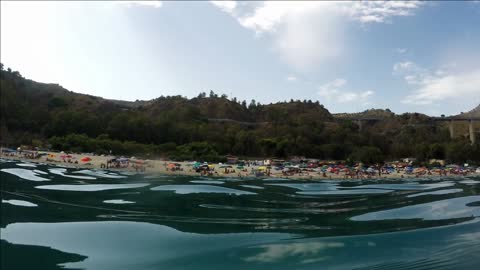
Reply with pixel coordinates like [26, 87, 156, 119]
[1, 153, 479, 181]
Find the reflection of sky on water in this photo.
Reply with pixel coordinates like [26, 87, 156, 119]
[103, 199, 135, 204]
[151, 185, 256, 195]
[2, 219, 480, 269]
[351, 196, 480, 221]
[266, 183, 338, 191]
[407, 188, 463, 198]
[35, 183, 149, 192]
[297, 189, 394, 196]
[2, 162, 480, 269]
[350, 182, 454, 190]
[49, 168, 96, 180]
[2, 199, 38, 207]
[1, 168, 49, 181]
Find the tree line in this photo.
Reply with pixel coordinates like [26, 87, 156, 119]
[1, 64, 479, 164]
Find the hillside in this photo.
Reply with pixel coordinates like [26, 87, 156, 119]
[1, 64, 479, 163]
[463, 105, 480, 117]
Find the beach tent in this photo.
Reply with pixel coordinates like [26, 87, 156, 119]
[193, 162, 202, 168]
[219, 165, 232, 168]
[81, 157, 92, 162]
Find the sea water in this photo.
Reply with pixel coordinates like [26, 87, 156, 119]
[1, 161, 480, 269]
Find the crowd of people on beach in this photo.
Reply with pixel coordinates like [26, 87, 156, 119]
[1, 146, 479, 180]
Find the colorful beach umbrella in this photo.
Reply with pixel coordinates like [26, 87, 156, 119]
[81, 157, 92, 162]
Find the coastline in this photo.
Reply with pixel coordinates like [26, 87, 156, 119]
[2, 152, 478, 181]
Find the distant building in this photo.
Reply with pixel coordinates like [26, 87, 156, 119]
[225, 155, 238, 164]
[402, 157, 417, 164]
[429, 159, 445, 166]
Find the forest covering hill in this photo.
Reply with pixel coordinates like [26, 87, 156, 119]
[1, 64, 479, 164]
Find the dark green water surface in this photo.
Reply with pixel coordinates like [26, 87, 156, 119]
[1, 159, 480, 269]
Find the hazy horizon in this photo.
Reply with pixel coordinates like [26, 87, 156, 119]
[1, 1, 479, 116]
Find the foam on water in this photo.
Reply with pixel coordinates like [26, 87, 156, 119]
[1, 168, 50, 181]
[35, 183, 149, 192]
[151, 185, 256, 195]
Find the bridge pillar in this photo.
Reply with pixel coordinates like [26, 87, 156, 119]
[470, 120, 476, 145]
[449, 120, 455, 139]
[356, 120, 363, 132]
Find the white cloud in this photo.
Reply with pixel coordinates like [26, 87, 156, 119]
[393, 61, 480, 106]
[286, 75, 298, 82]
[347, 1, 423, 23]
[395, 48, 407, 54]
[393, 61, 417, 72]
[393, 61, 435, 85]
[117, 1, 163, 8]
[402, 69, 480, 105]
[318, 78, 374, 105]
[211, 1, 424, 69]
[210, 1, 237, 14]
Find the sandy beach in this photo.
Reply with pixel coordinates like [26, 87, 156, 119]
[2, 151, 478, 181]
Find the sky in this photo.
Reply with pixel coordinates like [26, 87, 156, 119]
[1, 1, 479, 116]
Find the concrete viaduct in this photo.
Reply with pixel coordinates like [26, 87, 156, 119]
[209, 116, 479, 145]
[342, 116, 479, 145]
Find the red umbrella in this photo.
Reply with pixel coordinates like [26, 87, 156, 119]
[81, 157, 92, 162]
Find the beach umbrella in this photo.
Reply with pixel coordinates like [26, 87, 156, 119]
[48, 154, 56, 158]
[167, 163, 177, 169]
[81, 157, 92, 162]
[258, 166, 267, 171]
[236, 166, 244, 169]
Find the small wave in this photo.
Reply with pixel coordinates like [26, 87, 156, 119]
[298, 189, 394, 196]
[407, 189, 463, 198]
[190, 180, 225, 184]
[350, 182, 454, 191]
[459, 180, 480, 185]
[49, 168, 96, 180]
[35, 183, 149, 192]
[16, 163, 37, 167]
[200, 204, 361, 214]
[351, 196, 480, 221]
[73, 169, 127, 179]
[151, 185, 256, 195]
[240, 185, 265, 190]
[266, 183, 338, 191]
